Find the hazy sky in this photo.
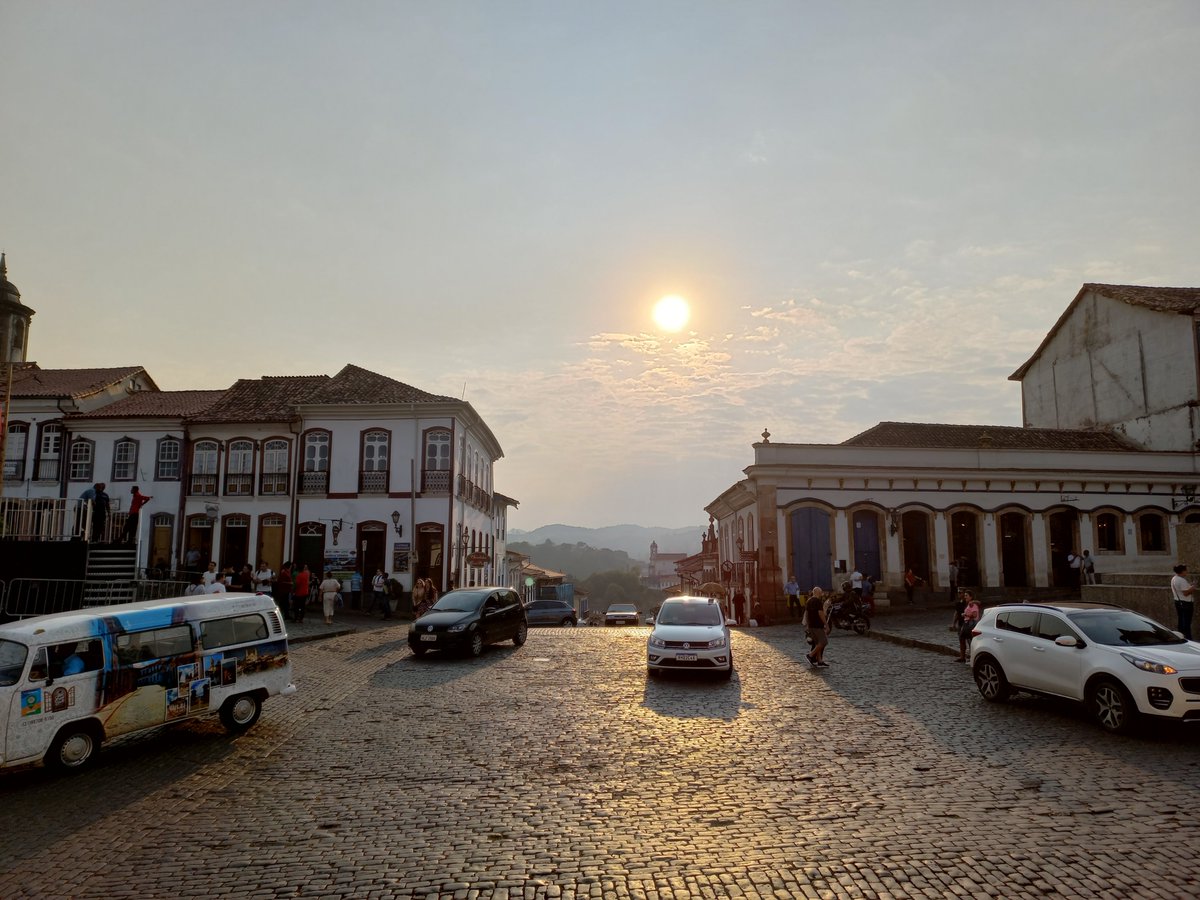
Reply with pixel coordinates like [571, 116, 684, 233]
[3, 2, 1198, 531]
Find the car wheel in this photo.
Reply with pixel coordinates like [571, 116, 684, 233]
[468, 631, 485, 657]
[1089, 678, 1137, 734]
[720, 655, 734, 681]
[512, 622, 528, 647]
[562, 617, 576, 627]
[219, 693, 262, 733]
[972, 655, 1011, 703]
[46, 724, 101, 773]
[411, 643, 427, 657]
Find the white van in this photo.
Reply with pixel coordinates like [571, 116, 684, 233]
[0, 592, 296, 772]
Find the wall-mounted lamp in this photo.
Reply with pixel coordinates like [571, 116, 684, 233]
[391, 509, 403, 537]
[331, 518, 343, 546]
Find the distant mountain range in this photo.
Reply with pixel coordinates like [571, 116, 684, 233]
[507, 524, 705, 561]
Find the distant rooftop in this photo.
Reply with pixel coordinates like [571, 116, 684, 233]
[69, 390, 226, 419]
[841, 422, 1140, 452]
[10, 364, 153, 399]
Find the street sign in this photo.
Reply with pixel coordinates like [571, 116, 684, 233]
[466, 552, 490, 567]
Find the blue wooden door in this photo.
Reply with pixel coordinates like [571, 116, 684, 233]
[852, 510, 882, 580]
[790, 508, 832, 591]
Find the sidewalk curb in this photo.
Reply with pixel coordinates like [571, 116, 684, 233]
[289, 627, 360, 645]
[867, 628, 960, 658]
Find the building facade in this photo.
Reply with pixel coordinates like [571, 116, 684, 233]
[706, 284, 1200, 616]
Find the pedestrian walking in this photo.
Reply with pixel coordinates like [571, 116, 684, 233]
[319, 571, 342, 626]
[785, 575, 801, 620]
[90, 483, 110, 542]
[903, 568, 922, 605]
[956, 590, 982, 662]
[370, 568, 387, 616]
[1081, 550, 1096, 585]
[120, 485, 153, 544]
[805, 587, 829, 668]
[1171, 564, 1194, 639]
[292, 564, 311, 624]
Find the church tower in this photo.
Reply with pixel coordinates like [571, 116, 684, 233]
[0, 255, 35, 365]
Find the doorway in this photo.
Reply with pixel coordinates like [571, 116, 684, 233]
[358, 521, 387, 579]
[186, 516, 214, 571]
[416, 523, 444, 592]
[789, 507, 832, 591]
[851, 509, 882, 581]
[296, 521, 325, 580]
[1048, 510, 1079, 588]
[900, 510, 931, 582]
[256, 513, 285, 572]
[220, 514, 250, 573]
[949, 510, 981, 586]
[999, 512, 1030, 588]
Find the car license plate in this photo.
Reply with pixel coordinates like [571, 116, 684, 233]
[675, 653, 697, 662]
[419, 634, 437, 642]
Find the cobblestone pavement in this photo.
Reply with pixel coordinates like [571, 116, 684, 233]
[2, 618, 1199, 899]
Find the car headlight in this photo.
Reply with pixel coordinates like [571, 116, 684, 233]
[1120, 652, 1178, 675]
[448, 622, 469, 633]
[705, 636, 727, 649]
[649, 635, 666, 648]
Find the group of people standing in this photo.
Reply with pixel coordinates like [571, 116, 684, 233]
[79, 483, 153, 544]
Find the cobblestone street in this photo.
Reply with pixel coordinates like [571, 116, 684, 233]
[2, 620, 1199, 899]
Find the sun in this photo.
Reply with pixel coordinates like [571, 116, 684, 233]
[652, 295, 690, 332]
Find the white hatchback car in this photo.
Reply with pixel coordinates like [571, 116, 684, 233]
[646, 596, 733, 680]
[969, 601, 1200, 733]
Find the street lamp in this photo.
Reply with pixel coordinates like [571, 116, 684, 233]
[390, 509, 403, 536]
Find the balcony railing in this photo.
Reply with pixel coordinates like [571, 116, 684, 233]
[300, 471, 329, 494]
[260, 472, 289, 495]
[0, 498, 85, 541]
[360, 470, 387, 493]
[225, 473, 253, 496]
[422, 470, 449, 494]
[189, 474, 217, 496]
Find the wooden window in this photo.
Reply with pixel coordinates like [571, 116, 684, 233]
[35, 422, 63, 482]
[301, 431, 330, 494]
[112, 438, 138, 481]
[360, 430, 389, 492]
[260, 439, 289, 495]
[4, 421, 28, 481]
[225, 439, 255, 496]
[68, 438, 94, 482]
[190, 440, 219, 496]
[156, 437, 181, 481]
[1136, 512, 1167, 554]
[1095, 512, 1123, 553]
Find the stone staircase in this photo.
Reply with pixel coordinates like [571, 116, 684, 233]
[84, 545, 138, 607]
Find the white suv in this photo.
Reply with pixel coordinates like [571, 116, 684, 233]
[969, 601, 1200, 733]
[646, 596, 733, 680]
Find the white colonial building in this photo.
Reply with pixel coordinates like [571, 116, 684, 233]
[706, 283, 1200, 617]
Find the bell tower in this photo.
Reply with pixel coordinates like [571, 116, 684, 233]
[0, 255, 36, 365]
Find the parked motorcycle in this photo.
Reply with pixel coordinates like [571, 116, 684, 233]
[828, 592, 871, 635]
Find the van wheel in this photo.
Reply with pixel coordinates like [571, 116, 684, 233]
[46, 724, 100, 773]
[220, 693, 262, 733]
[513, 622, 528, 647]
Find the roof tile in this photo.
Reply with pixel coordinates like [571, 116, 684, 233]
[841, 422, 1140, 452]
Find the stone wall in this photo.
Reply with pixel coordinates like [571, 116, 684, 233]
[1081, 524, 1200, 622]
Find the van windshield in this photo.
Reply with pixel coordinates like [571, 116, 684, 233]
[0, 639, 28, 687]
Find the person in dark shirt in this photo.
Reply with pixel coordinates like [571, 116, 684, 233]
[805, 587, 829, 668]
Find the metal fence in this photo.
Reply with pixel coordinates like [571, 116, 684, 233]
[1, 577, 191, 620]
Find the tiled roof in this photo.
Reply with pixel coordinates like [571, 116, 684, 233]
[10, 364, 150, 399]
[305, 364, 456, 405]
[187, 375, 330, 424]
[1011, 283, 1200, 380]
[68, 390, 227, 419]
[1086, 283, 1200, 313]
[841, 422, 1141, 452]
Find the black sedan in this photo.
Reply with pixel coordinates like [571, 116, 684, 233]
[408, 587, 528, 657]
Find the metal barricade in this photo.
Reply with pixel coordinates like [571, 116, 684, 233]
[1, 578, 192, 619]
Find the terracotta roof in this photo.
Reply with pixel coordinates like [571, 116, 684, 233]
[68, 390, 227, 419]
[305, 364, 456, 405]
[1011, 283, 1200, 380]
[187, 375, 330, 424]
[9, 364, 151, 399]
[841, 422, 1141, 452]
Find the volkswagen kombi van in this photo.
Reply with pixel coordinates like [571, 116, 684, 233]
[0, 592, 296, 772]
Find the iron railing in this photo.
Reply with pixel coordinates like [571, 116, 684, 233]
[0, 577, 191, 619]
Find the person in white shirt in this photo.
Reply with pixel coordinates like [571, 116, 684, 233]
[850, 569, 863, 598]
[202, 561, 218, 586]
[206, 574, 227, 594]
[1171, 564, 1194, 639]
[319, 573, 342, 625]
[253, 563, 274, 594]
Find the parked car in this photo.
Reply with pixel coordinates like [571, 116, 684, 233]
[408, 587, 527, 657]
[605, 603, 641, 626]
[970, 600, 1200, 733]
[525, 599, 578, 627]
[646, 596, 733, 680]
